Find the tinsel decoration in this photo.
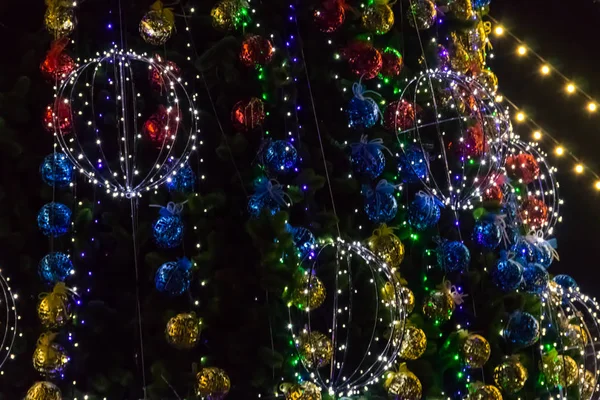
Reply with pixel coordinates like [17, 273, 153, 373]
[139, 1, 175, 46]
[44, 99, 72, 135]
[32, 333, 69, 378]
[398, 147, 428, 183]
[436, 239, 471, 272]
[553, 274, 578, 291]
[297, 330, 333, 369]
[25, 381, 63, 400]
[361, 2, 394, 35]
[519, 196, 548, 229]
[40, 38, 75, 82]
[290, 271, 326, 311]
[398, 326, 427, 360]
[351, 135, 388, 179]
[37, 282, 73, 329]
[423, 280, 466, 322]
[40, 152, 74, 188]
[313, 0, 345, 33]
[383, 99, 415, 132]
[491, 253, 523, 292]
[264, 140, 298, 174]
[288, 226, 317, 259]
[449, 0, 474, 20]
[380, 48, 403, 77]
[521, 263, 548, 294]
[248, 179, 290, 217]
[211, 0, 248, 31]
[280, 382, 322, 400]
[152, 202, 185, 249]
[493, 358, 528, 394]
[231, 97, 266, 131]
[166, 163, 195, 192]
[467, 383, 502, 400]
[165, 312, 202, 349]
[462, 333, 491, 368]
[503, 311, 539, 348]
[368, 224, 405, 268]
[44, 4, 76, 39]
[541, 351, 578, 387]
[149, 54, 181, 92]
[143, 105, 180, 148]
[363, 180, 398, 223]
[385, 364, 422, 400]
[37, 202, 71, 237]
[407, 191, 441, 230]
[155, 258, 192, 296]
[506, 153, 540, 184]
[240, 34, 274, 67]
[342, 41, 382, 80]
[347, 82, 381, 129]
[195, 367, 231, 400]
[39, 252, 73, 283]
[407, 0, 437, 30]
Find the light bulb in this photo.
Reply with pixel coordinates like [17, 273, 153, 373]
[575, 164, 584, 174]
[494, 26, 504, 35]
[555, 146, 565, 156]
[588, 103, 597, 112]
[533, 131, 542, 140]
[517, 46, 527, 56]
[566, 84, 576, 94]
[516, 112, 525, 122]
[541, 65, 550, 75]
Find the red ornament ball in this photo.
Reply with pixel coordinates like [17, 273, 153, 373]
[231, 97, 266, 131]
[483, 185, 503, 203]
[342, 41, 382, 80]
[314, 0, 345, 33]
[143, 105, 181, 148]
[240, 35, 274, 67]
[383, 100, 415, 132]
[44, 99, 72, 135]
[520, 196, 548, 229]
[506, 153, 540, 184]
[380, 48, 403, 77]
[149, 55, 181, 92]
[40, 52, 75, 83]
[462, 121, 486, 157]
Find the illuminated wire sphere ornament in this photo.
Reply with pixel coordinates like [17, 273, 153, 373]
[40, 153, 73, 188]
[155, 258, 192, 296]
[139, 1, 175, 46]
[195, 367, 230, 400]
[0, 269, 18, 374]
[54, 49, 198, 198]
[240, 34, 274, 67]
[165, 312, 202, 349]
[395, 70, 511, 209]
[37, 202, 71, 237]
[25, 381, 63, 400]
[288, 239, 407, 397]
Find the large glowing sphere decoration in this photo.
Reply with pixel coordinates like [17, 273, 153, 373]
[0, 269, 18, 374]
[393, 70, 512, 209]
[288, 239, 407, 398]
[53, 49, 199, 198]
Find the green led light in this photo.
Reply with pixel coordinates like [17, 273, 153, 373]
[453, 354, 459, 361]
[457, 372, 463, 379]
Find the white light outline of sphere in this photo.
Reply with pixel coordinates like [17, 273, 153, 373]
[0, 269, 18, 373]
[393, 69, 512, 209]
[53, 48, 199, 198]
[288, 238, 407, 398]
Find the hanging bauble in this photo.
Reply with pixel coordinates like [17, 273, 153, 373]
[364, 180, 398, 223]
[407, 0, 437, 30]
[503, 311, 539, 348]
[483, 185, 503, 203]
[491, 255, 523, 292]
[455, 121, 486, 158]
[521, 264, 548, 294]
[165, 312, 202, 349]
[39, 252, 73, 283]
[519, 197, 548, 230]
[40, 38, 75, 82]
[407, 191, 441, 231]
[423, 289, 454, 322]
[542, 352, 578, 387]
[368, 224, 405, 268]
[44, 5, 76, 39]
[166, 162, 195, 192]
[506, 153, 540, 184]
[581, 369, 596, 400]
[240, 35, 274, 67]
[290, 271, 326, 311]
[152, 202, 185, 249]
[400, 286, 415, 313]
[383, 100, 415, 132]
[493, 359, 527, 394]
[297, 330, 333, 369]
[351, 135, 388, 179]
[33, 333, 69, 379]
[380, 48, 403, 77]
[533, 238, 557, 268]
[314, 0, 345, 33]
[468, 384, 502, 400]
[40, 153, 74, 188]
[398, 148, 428, 184]
[342, 41, 382, 80]
[281, 382, 322, 400]
[264, 140, 298, 174]
[149, 54, 181, 92]
[437, 240, 471, 272]
[248, 179, 290, 217]
[449, 36, 472, 74]
[139, 1, 175, 46]
[211, 0, 247, 31]
[143, 105, 181, 149]
[25, 381, 63, 400]
[155, 258, 192, 296]
[471, 0, 492, 9]
[43, 99, 72, 135]
[195, 367, 231, 400]
[511, 237, 537, 265]
[231, 97, 266, 131]
[563, 324, 588, 349]
[472, 217, 502, 250]
[398, 325, 427, 360]
[362, 3, 394, 35]
[449, 0, 474, 20]
[289, 226, 317, 260]
[37, 202, 71, 237]
[462, 333, 491, 368]
[347, 83, 380, 129]
[385, 364, 422, 400]
[553, 274, 578, 291]
[37, 283, 73, 329]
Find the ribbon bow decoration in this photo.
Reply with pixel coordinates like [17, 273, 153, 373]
[38, 282, 76, 314]
[351, 134, 392, 162]
[150, 0, 175, 25]
[36, 332, 62, 362]
[525, 231, 560, 263]
[253, 179, 292, 208]
[414, 190, 444, 215]
[151, 201, 187, 217]
[351, 82, 383, 114]
[440, 279, 468, 305]
[499, 250, 526, 271]
[364, 179, 399, 199]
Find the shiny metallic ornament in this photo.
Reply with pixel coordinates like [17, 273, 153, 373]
[581, 369, 597, 400]
[195, 367, 230, 400]
[468, 384, 502, 400]
[297, 330, 333, 369]
[290, 272, 326, 311]
[400, 287, 415, 313]
[449, 0, 474, 20]
[211, 0, 246, 31]
[563, 324, 588, 350]
[362, 4, 394, 35]
[385, 366, 422, 400]
[542, 354, 578, 387]
[140, 10, 174, 46]
[423, 290, 455, 322]
[493, 360, 528, 394]
[25, 381, 62, 400]
[281, 381, 322, 400]
[165, 313, 202, 349]
[398, 326, 427, 360]
[407, 0, 436, 30]
[368, 224, 405, 268]
[463, 334, 491, 368]
[32, 333, 69, 378]
[37, 283, 72, 329]
[44, 6, 77, 39]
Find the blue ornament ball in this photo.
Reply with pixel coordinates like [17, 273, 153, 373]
[553, 274, 578, 291]
[265, 140, 298, 174]
[504, 311, 540, 348]
[492, 258, 523, 292]
[407, 193, 441, 231]
[471, 0, 492, 9]
[533, 241, 555, 268]
[521, 264, 549, 294]
[352, 147, 385, 180]
[472, 218, 502, 250]
[166, 164, 195, 192]
[347, 96, 379, 129]
[397, 147, 428, 183]
[437, 240, 471, 272]
[40, 153, 74, 188]
[248, 195, 281, 218]
[37, 202, 71, 237]
[155, 258, 192, 296]
[289, 226, 316, 260]
[364, 192, 397, 223]
[39, 252, 73, 283]
[511, 238, 537, 265]
[153, 215, 184, 249]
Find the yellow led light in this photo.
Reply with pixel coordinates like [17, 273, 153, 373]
[595, 181, 600, 191]
[494, 26, 504, 36]
[533, 131, 542, 140]
[575, 164, 584, 174]
[588, 102, 597, 112]
[566, 84, 576, 94]
[541, 65, 550, 75]
[555, 146, 565, 156]
[516, 112, 525, 122]
[517, 46, 527, 56]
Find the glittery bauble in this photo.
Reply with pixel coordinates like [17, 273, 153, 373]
[380, 48, 403, 77]
[407, 0, 436, 30]
[437, 240, 471, 272]
[533, 241, 554, 268]
[493, 360, 528, 394]
[362, 4, 394, 35]
[468, 385, 502, 400]
[37, 202, 71, 237]
[166, 163, 195, 192]
[423, 290, 454, 322]
[463, 334, 491, 368]
[248, 193, 281, 217]
[521, 264, 549, 294]
[368, 230, 405, 268]
[149, 58, 181, 92]
[195, 367, 231, 400]
[231, 97, 266, 131]
[25, 381, 62, 400]
[386, 370, 422, 400]
[347, 96, 379, 129]
[240, 35, 274, 67]
[211, 0, 246, 31]
[283, 382, 322, 400]
[40, 153, 74, 188]
[472, 219, 502, 250]
[553, 274, 578, 291]
[352, 147, 386, 179]
[471, 0, 492, 9]
[343, 41, 382, 80]
[506, 154, 540, 184]
[313, 0, 345, 33]
[155, 259, 192, 296]
[400, 287, 415, 313]
[504, 311, 539, 348]
[165, 313, 202, 349]
[291, 272, 326, 311]
[37, 292, 72, 329]
[364, 191, 398, 223]
[407, 193, 441, 231]
[44, 6, 76, 39]
[457, 121, 486, 158]
[44, 100, 72, 135]
[564, 324, 588, 350]
[40, 50, 75, 82]
[543, 354, 578, 387]
[511, 238, 537, 265]
[398, 326, 427, 360]
[520, 197, 548, 229]
[289, 226, 317, 259]
[492, 258, 523, 292]
[483, 185, 503, 203]
[140, 10, 174, 46]
[33, 338, 69, 378]
[153, 215, 184, 249]
[450, 42, 472, 73]
[397, 147, 428, 183]
[143, 105, 181, 149]
[297, 331, 333, 369]
[383, 100, 415, 132]
[449, 0, 474, 20]
[581, 369, 596, 400]
[39, 252, 73, 283]
[264, 140, 298, 174]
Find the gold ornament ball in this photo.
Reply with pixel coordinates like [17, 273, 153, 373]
[165, 313, 202, 349]
[282, 382, 322, 400]
[362, 4, 394, 35]
[291, 273, 326, 311]
[564, 324, 588, 350]
[140, 10, 174, 46]
[493, 360, 528, 394]
[297, 331, 333, 369]
[386, 370, 422, 400]
[469, 385, 503, 400]
[33, 342, 69, 378]
[449, 0, 474, 21]
[581, 369, 597, 400]
[422, 290, 455, 322]
[37, 294, 72, 329]
[211, 0, 244, 31]
[399, 286, 415, 314]
[450, 44, 472, 74]
[543, 354, 578, 387]
[398, 326, 427, 360]
[44, 6, 77, 39]
[463, 334, 491, 368]
[25, 381, 62, 400]
[407, 0, 437, 30]
[368, 231, 405, 268]
[195, 367, 230, 400]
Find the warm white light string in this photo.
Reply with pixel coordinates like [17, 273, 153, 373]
[0, 269, 18, 376]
